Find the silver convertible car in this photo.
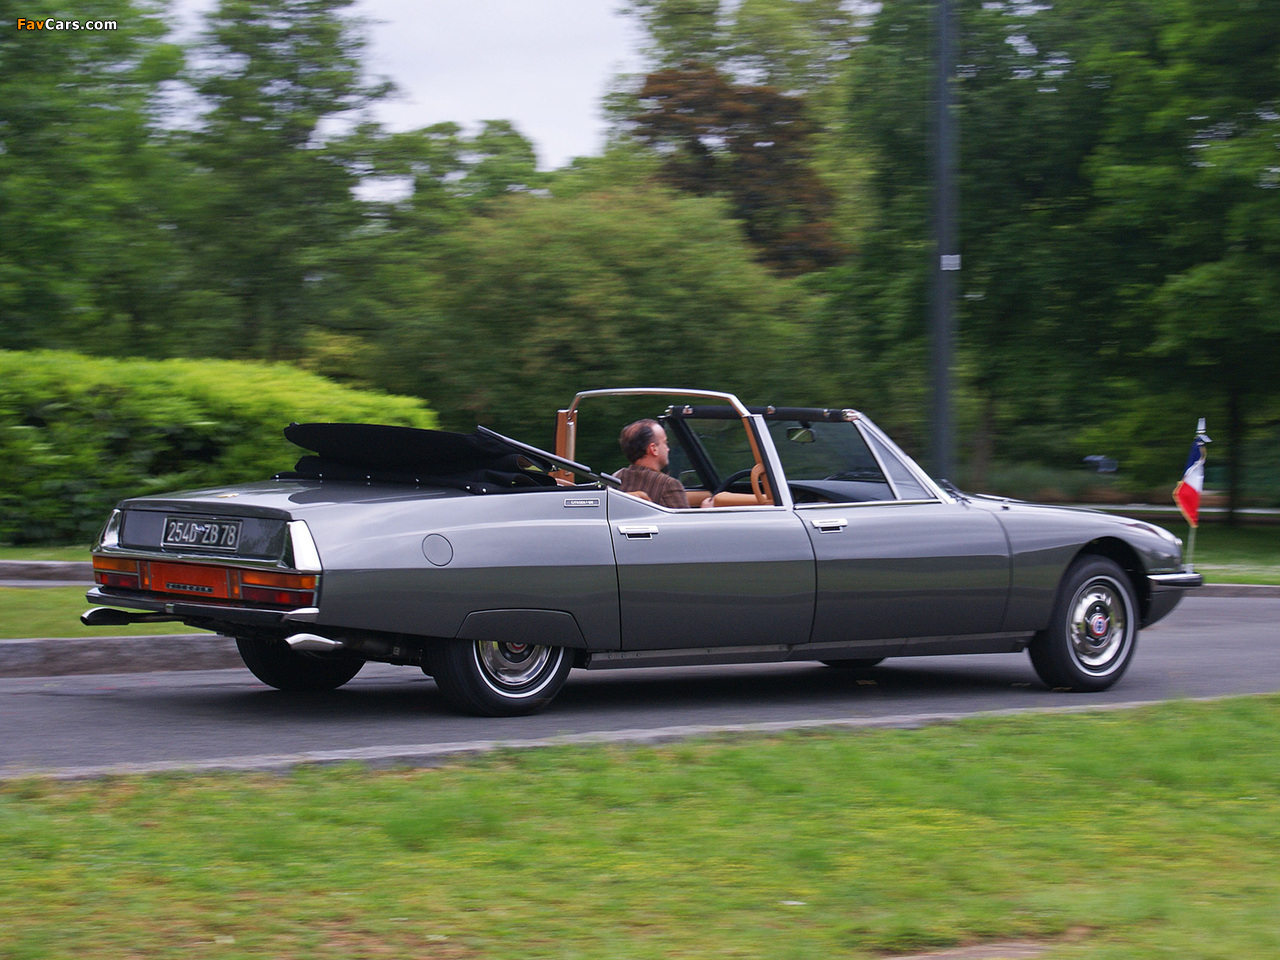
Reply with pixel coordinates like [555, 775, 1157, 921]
[83, 388, 1202, 716]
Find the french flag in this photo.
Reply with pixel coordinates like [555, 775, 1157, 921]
[1173, 421, 1210, 528]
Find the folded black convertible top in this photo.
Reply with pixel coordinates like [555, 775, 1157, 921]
[277, 422, 559, 492]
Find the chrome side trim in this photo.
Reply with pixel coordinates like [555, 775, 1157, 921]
[288, 521, 322, 573]
[585, 644, 793, 669]
[96, 509, 123, 550]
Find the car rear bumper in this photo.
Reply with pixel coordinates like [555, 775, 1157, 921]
[83, 586, 319, 630]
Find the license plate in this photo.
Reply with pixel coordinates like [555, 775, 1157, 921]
[162, 517, 242, 552]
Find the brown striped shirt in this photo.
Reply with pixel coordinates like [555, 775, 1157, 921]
[615, 464, 689, 509]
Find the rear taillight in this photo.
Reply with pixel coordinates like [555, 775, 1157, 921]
[239, 570, 318, 608]
[93, 555, 140, 590]
[92, 556, 317, 609]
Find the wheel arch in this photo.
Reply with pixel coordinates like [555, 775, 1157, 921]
[455, 609, 589, 648]
[1073, 537, 1150, 623]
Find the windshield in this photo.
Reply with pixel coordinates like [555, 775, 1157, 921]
[668, 416, 933, 503]
[765, 420, 884, 482]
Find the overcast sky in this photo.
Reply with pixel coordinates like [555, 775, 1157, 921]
[176, 0, 647, 170]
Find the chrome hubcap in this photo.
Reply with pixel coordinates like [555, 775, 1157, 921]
[474, 641, 558, 695]
[1068, 577, 1130, 674]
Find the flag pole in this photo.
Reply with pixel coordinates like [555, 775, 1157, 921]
[1175, 417, 1210, 573]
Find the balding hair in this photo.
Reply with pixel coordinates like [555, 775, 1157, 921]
[620, 419, 661, 464]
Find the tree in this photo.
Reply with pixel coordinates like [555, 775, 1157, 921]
[623, 0, 860, 97]
[618, 0, 865, 273]
[176, 0, 391, 359]
[0, 0, 182, 351]
[1085, 0, 1280, 516]
[834, 0, 1201, 479]
[380, 184, 823, 438]
[633, 65, 843, 274]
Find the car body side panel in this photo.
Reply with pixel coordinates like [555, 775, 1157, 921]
[608, 490, 816, 650]
[297, 487, 621, 649]
[982, 500, 1186, 631]
[800, 500, 1011, 644]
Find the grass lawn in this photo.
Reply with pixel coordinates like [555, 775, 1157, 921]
[0, 544, 94, 562]
[1147, 520, 1280, 584]
[1, 697, 1278, 959]
[0, 587, 186, 640]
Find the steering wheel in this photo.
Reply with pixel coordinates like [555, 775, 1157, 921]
[715, 468, 755, 494]
[714, 465, 772, 504]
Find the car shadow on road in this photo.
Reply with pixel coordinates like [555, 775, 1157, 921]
[552, 657, 1047, 714]
[164, 655, 1052, 725]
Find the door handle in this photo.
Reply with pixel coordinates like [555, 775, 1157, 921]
[810, 517, 848, 533]
[618, 524, 660, 539]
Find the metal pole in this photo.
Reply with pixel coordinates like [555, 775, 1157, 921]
[930, 0, 959, 480]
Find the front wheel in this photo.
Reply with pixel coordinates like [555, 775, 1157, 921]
[1029, 557, 1138, 692]
[235, 637, 364, 691]
[431, 639, 572, 716]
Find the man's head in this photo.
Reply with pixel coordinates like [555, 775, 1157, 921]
[620, 418, 670, 469]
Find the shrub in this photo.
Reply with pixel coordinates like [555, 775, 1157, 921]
[0, 351, 437, 544]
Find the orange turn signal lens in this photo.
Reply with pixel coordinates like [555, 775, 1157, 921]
[93, 555, 141, 589]
[238, 569, 317, 608]
[93, 555, 139, 574]
[239, 570, 318, 591]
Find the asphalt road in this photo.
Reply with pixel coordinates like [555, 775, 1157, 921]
[2, 595, 1278, 779]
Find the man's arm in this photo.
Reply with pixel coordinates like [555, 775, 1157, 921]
[656, 475, 690, 510]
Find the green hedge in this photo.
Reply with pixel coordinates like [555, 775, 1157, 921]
[0, 351, 438, 545]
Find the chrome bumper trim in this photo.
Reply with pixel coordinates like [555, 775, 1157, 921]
[85, 587, 319, 627]
[1149, 572, 1204, 591]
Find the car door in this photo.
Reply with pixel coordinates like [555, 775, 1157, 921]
[794, 421, 1010, 646]
[802, 499, 1010, 645]
[608, 489, 815, 651]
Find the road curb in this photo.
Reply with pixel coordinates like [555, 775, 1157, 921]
[0, 635, 242, 677]
[0, 561, 92, 581]
[1196, 583, 1280, 597]
[6, 693, 1269, 781]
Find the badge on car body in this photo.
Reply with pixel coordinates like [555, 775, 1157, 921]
[563, 498, 600, 508]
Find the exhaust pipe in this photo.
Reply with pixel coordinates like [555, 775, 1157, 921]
[82, 606, 180, 626]
[285, 633, 346, 653]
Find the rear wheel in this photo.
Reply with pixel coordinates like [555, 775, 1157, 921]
[235, 637, 364, 691]
[1029, 557, 1138, 692]
[431, 639, 571, 716]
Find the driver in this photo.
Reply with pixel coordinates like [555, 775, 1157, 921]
[617, 419, 715, 508]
